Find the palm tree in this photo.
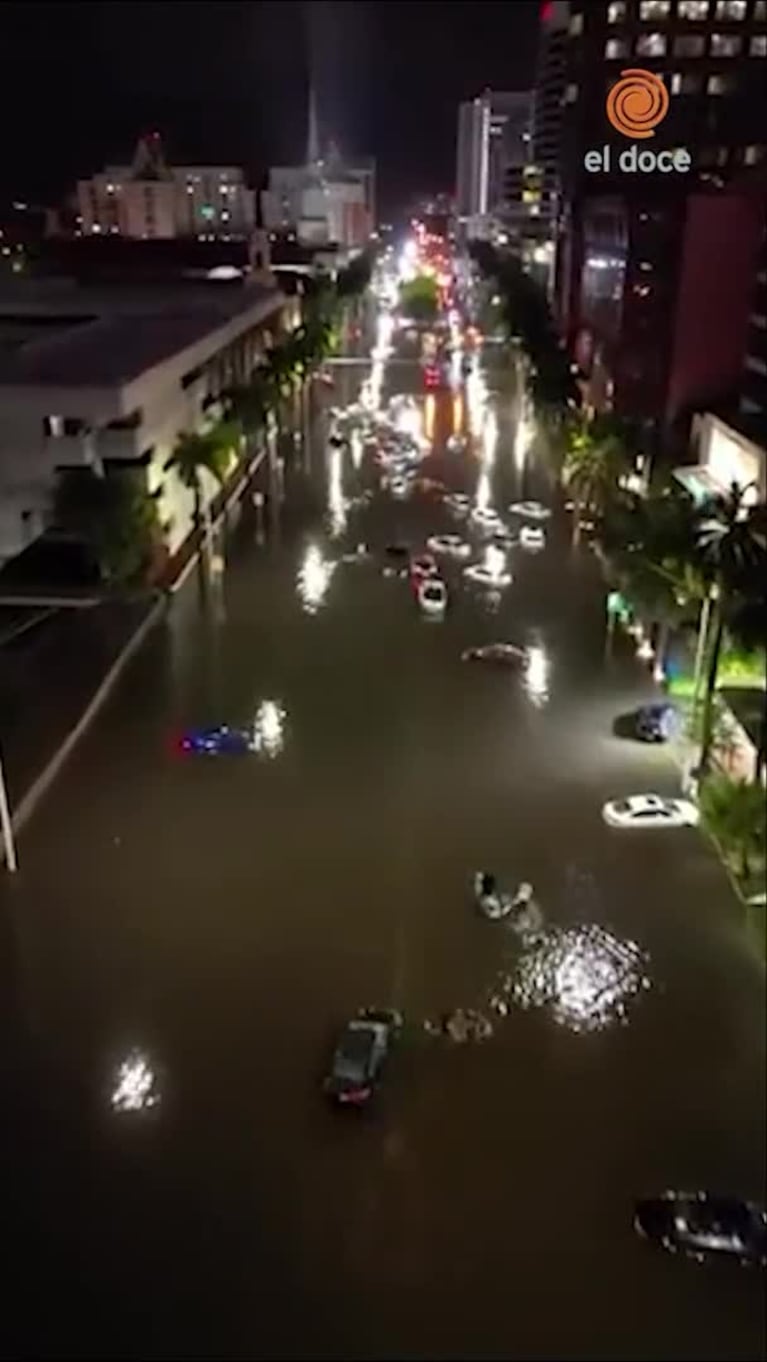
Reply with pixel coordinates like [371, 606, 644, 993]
[53, 466, 160, 588]
[563, 415, 629, 545]
[167, 423, 240, 572]
[696, 484, 767, 771]
[700, 776, 766, 883]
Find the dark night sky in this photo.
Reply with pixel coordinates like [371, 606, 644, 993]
[2, 0, 540, 214]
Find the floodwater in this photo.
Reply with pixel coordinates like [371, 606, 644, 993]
[1, 335, 765, 1361]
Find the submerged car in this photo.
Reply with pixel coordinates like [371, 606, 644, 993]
[519, 525, 546, 551]
[323, 1009, 403, 1106]
[462, 643, 526, 666]
[426, 533, 471, 559]
[635, 702, 679, 743]
[602, 794, 699, 829]
[174, 724, 257, 757]
[418, 577, 447, 616]
[634, 1192, 767, 1268]
[508, 500, 551, 521]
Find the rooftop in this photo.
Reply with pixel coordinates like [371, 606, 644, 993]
[0, 282, 282, 389]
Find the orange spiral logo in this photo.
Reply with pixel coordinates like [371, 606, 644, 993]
[606, 69, 669, 140]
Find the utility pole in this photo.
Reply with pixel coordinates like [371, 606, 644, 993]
[0, 748, 18, 873]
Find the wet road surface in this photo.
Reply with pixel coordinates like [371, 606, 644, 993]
[1, 344, 765, 1361]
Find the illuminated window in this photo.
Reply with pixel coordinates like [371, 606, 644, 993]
[678, 0, 708, 17]
[569, 12, 583, 34]
[711, 33, 742, 55]
[674, 34, 705, 56]
[744, 145, 765, 165]
[714, 0, 746, 16]
[605, 37, 629, 58]
[754, 0, 767, 18]
[637, 32, 666, 56]
[750, 35, 767, 56]
[608, 0, 626, 18]
[564, 83, 578, 103]
[639, 0, 670, 17]
[707, 72, 735, 93]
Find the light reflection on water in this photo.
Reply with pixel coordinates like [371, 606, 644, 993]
[523, 643, 550, 709]
[327, 445, 347, 538]
[512, 924, 651, 1033]
[297, 544, 336, 614]
[252, 699, 287, 758]
[111, 1050, 160, 1113]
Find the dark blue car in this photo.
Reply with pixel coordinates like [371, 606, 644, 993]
[635, 702, 679, 743]
[174, 725, 255, 757]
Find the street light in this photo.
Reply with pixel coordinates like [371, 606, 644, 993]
[0, 747, 18, 873]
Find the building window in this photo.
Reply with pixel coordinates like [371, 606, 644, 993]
[564, 83, 578, 103]
[707, 72, 735, 93]
[750, 35, 767, 56]
[636, 32, 667, 56]
[714, 0, 746, 16]
[674, 34, 706, 56]
[745, 354, 767, 375]
[711, 33, 743, 55]
[639, 0, 670, 17]
[605, 37, 629, 58]
[754, 0, 767, 19]
[676, 71, 703, 92]
[569, 11, 583, 34]
[678, 0, 709, 17]
[744, 145, 765, 164]
[607, 0, 626, 19]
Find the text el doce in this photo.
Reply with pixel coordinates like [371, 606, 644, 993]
[584, 145, 692, 175]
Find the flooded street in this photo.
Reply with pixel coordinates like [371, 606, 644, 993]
[1, 335, 765, 1361]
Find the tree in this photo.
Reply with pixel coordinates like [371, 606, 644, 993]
[336, 250, 374, 299]
[399, 273, 438, 323]
[53, 466, 160, 588]
[700, 776, 766, 882]
[562, 414, 630, 544]
[695, 484, 767, 771]
[167, 423, 240, 570]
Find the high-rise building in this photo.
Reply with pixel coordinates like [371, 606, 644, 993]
[531, 1, 570, 240]
[740, 228, 767, 424]
[75, 135, 256, 240]
[555, 0, 767, 432]
[455, 91, 533, 239]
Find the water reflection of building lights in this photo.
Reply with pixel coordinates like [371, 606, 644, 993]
[111, 1050, 160, 1113]
[452, 392, 463, 434]
[475, 469, 491, 513]
[328, 445, 347, 538]
[252, 699, 286, 758]
[637, 638, 654, 662]
[513, 924, 651, 1034]
[514, 409, 532, 473]
[395, 399, 422, 444]
[524, 644, 550, 708]
[297, 544, 335, 613]
[424, 393, 436, 442]
[350, 428, 363, 470]
[483, 409, 498, 469]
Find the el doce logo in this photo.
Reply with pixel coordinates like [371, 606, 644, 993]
[585, 68, 691, 175]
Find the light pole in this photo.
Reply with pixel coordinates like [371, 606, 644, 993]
[0, 747, 18, 873]
[693, 583, 718, 706]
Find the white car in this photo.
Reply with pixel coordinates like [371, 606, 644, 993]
[509, 500, 551, 521]
[426, 533, 471, 560]
[470, 505, 502, 531]
[444, 492, 471, 517]
[463, 562, 512, 589]
[602, 794, 700, 830]
[519, 525, 546, 551]
[418, 577, 448, 616]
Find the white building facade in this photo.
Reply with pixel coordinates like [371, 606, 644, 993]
[0, 286, 291, 565]
[76, 136, 256, 241]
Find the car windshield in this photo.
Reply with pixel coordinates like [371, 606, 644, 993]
[333, 1026, 373, 1082]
